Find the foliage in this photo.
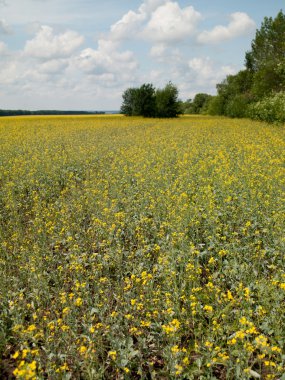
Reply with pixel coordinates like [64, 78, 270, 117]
[224, 94, 251, 118]
[248, 91, 285, 123]
[121, 85, 156, 117]
[208, 10, 285, 122]
[121, 82, 181, 118]
[135, 83, 156, 117]
[0, 110, 105, 116]
[246, 11, 285, 74]
[206, 95, 225, 115]
[0, 115, 285, 379]
[120, 87, 139, 116]
[155, 82, 180, 118]
[183, 93, 213, 114]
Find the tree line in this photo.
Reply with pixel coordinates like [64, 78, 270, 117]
[0, 110, 105, 117]
[185, 10, 285, 123]
[121, 10, 285, 123]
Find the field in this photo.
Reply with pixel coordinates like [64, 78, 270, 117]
[0, 115, 284, 379]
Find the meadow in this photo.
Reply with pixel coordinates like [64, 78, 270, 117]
[0, 115, 284, 379]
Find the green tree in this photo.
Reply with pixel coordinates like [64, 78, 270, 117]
[120, 84, 156, 117]
[206, 95, 225, 116]
[136, 83, 156, 117]
[121, 82, 180, 118]
[207, 10, 285, 121]
[155, 82, 180, 118]
[246, 10, 285, 96]
[120, 87, 140, 116]
[246, 10, 285, 72]
[188, 93, 213, 114]
[212, 70, 254, 117]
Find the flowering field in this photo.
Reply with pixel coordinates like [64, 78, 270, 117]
[0, 115, 284, 379]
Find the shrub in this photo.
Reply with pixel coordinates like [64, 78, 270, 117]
[248, 91, 285, 123]
[206, 95, 225, 115]
[224, 94, 250, 118]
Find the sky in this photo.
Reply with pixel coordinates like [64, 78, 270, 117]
[0, 0, 284, 110]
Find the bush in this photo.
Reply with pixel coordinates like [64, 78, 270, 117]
[183, 93, 213, 115]
[206, 95, 225, 115]
[224, 94, 250, 118]
[248, 92, 285, 123]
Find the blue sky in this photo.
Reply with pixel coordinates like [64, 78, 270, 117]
[0, 0, 284, 110]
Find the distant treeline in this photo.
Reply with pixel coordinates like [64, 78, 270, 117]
[183, 10, 285, 123]
[0, 110, 106, 117]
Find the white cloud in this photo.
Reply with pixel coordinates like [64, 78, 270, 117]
[198, 12, 256, 44]
[139, 0, 168, 14]
[110, 10, 146, 40]
[0, 19, 11, 34]
[109, 0, 168, 41]
[24, 25, 84, 59]
[0, 0, 254, 109]
[143, 2, 201, 43]
[188, 57, 236, 86]
[38, 58, 68, 74]
[110, 1, 201, 44]
[0, 57, 21, 85]
[75, 39, 138, 79]
[0, 41, 7, 54]
[150, 43, 166, 58]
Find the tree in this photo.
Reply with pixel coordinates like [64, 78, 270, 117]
[246, 11, 285, 72]
[245, 10, 285, 96]
[206, 95, 225, 116]
[120, 87, 139, 116]
[155, 82, 180, 117]
[184, 93, 213, 114]
[120, 82, 180, 118]
[136, 83, 156, 117]
[206, 10, 285, 121]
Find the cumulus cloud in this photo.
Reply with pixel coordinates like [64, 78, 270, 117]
[110, 10, 146, 40]
[198, 12, 256, 44]
[0, 57, 21, 85]
[139, 0, 168, 13]
[188, 57, 236, 86]
[38, 59, 68, 74]
[0, 41, 7, 54]
[24, 25, 84, 59]
[0, 0, 252, 109]
[109, 0, 201, 45]
[143, 2, 201, 43]
[150, 43, 166, 58]
[109, 0, 168, 40]
[75, 39, 138, 79]
[0, 19, 11, 34]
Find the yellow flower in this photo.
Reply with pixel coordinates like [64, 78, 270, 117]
[175, 364, 183, 375]
[204, 305, 213, 313]
[171, 345, 180, 353]
[12, 351, 20, 359]
[26, 324, 36, 332]
[208, 257, 215, 265]
[108, 351, 117, 360]
[74, 298, 83, 307]
[140, 320, 151, 327]
[79, 346, 87, 354]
